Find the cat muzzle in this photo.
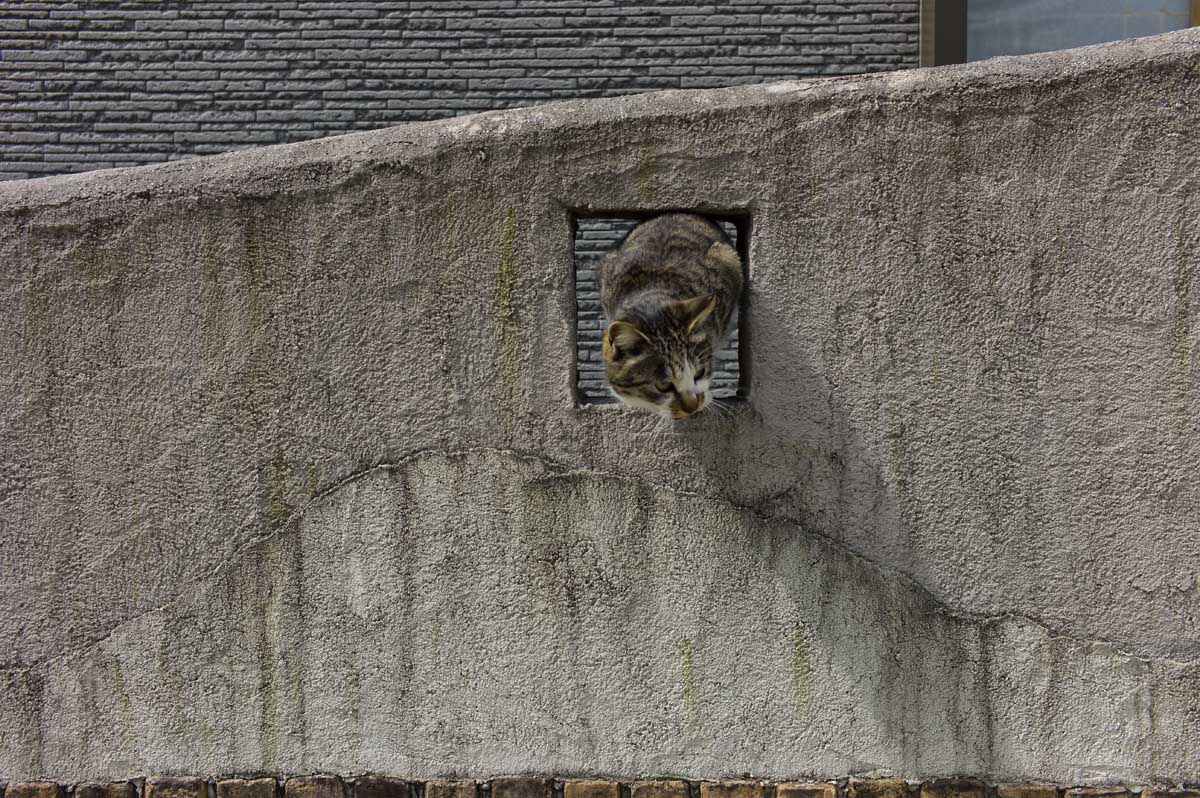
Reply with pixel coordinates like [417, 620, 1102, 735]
[672, 393, 704, 418]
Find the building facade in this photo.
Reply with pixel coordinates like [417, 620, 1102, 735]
[0, 1, 921, 180]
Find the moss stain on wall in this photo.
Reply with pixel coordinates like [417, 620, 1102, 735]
[1170, 217, 1194, 399]
[259, 452, 294, 532]
[637, 142, 656, 205]
[679, 638, 700, 732]
[884, 400, 914, 522]
[106, 649, 137, 755]
[792, 621, 812, 715]
[254, 575, 280, 771]
[493, 209, 522, 426]
[347, 653, 364, 769]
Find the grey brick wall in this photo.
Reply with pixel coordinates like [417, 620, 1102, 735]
[0, 1, 920, 180]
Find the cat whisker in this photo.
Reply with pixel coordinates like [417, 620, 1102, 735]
[638, 412, 661, 438]
[706, 400, 733, 420]
[656, 413, 673, 437]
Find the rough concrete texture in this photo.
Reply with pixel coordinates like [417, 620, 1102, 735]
[1, 28, 1198, 785]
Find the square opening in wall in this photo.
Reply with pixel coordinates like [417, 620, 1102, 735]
[573, 211, 749, 406]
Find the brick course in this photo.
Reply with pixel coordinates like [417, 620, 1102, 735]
[3, 784, 65, 798]
[630, 781, 691, 798]
[564, 782, 620, 798]
[995, 788, 1058, 798]
[0, 776, 1195, 798]
[75, 784, 137, 798]
[490, 779, 552, 798]
[919, 782, 986, 798]
[217, 780, 278, 798]
[145, 780, 207, 798]
[285, 777, 342, 798]
[424, 784, 477, 798]
[700, 784, 768, 798]
[0, 0, 919, 180]
[778, 786, 837, 798]
[848, 781, 909, 798]
[352, 778, 410, 798]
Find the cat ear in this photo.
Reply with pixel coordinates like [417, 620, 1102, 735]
[677, 295, 717, 333]
[603, 320, 650, 360]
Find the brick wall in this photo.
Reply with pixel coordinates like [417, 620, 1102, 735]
[1, 775, 1190, 798]
[0, 1, 920, 180]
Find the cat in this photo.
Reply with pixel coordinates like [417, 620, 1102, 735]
[599, 212, 743, 419]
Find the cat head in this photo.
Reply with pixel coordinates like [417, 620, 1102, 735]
[602, 294, 717, 419]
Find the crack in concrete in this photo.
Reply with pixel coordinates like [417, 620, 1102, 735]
[7, 446, 1197, 680]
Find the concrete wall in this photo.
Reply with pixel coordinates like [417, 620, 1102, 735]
[0, 0, 919, 181]
[1, 28, 1198, 786]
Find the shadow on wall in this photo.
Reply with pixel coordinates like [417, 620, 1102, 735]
[665, 239, 1200, 783]
[671, 221, 907, 558]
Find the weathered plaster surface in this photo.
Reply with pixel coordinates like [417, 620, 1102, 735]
[5, 450, 1198, 783]
[1, 30, 1198, 783]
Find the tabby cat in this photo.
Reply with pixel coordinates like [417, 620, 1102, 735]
[599, 213, 743, 419]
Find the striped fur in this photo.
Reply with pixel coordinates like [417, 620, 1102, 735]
[598, 213, 743, 419]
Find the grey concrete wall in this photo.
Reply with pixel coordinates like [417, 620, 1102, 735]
[0, 0, 919, 181]
[1, 28, 1199, 786]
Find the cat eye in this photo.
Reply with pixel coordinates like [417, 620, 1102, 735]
[695, 367, 707, 380]
[655, 381, 673, 393]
